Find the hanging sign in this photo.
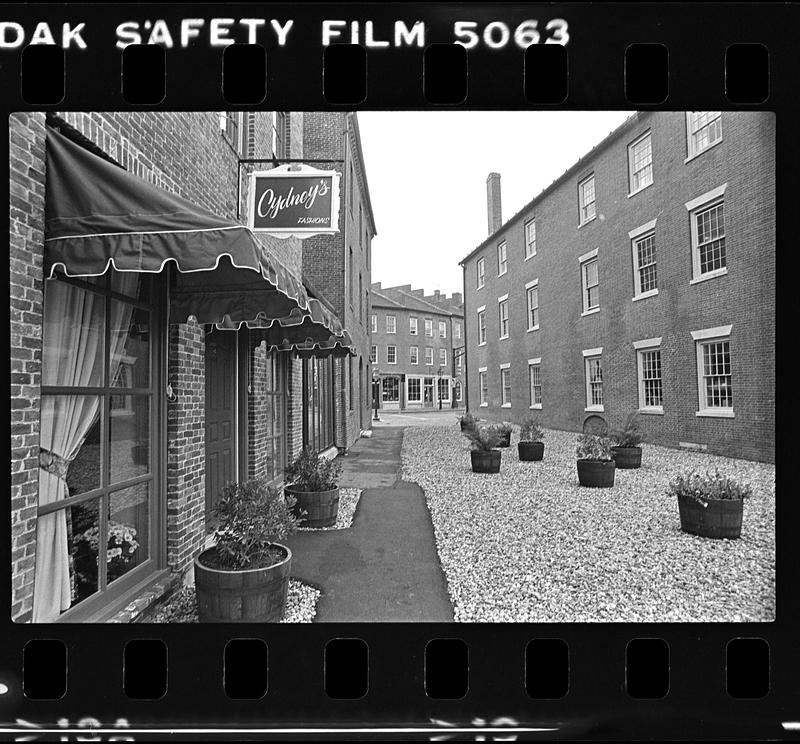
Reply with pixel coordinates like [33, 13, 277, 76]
[248, 164, 341, 238]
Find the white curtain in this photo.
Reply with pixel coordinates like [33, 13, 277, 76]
[33, 273, 136, 623]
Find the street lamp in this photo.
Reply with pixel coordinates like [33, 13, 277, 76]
[437, 368, 444, 410]
[372, 368, 381, 421]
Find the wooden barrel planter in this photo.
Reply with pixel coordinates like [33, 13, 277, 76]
[286, 486, 340, 528]
[470, 450, 501, 473]
[611, 445, 642, 469]
[576, 459, 616, 487]
[677, 495, 743, 539]
[194, 545, 292, 623]
[518, 441, 544, 461]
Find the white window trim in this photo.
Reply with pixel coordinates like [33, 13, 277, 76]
[629, 219, 658, 240]
[476, 257, 486, 289]
[689, 267, 729, 286]
[478, 367, 488, 407]
[477, 306, 487, 347]
[578, 173, 597, 227]
[477, 304, 487, 313]
[692, 326, 734, 417]
[524, 278, 539, 289]
[439, 349, 447, 367]
[524, 219, 537, 260]
[386, 315, 397, 334]
[478, 366, 488, 372]
[685, 112, 723, 162]
[578, 247, 599, 263]
[425, 348, 434, 366]
[410, 317, 418, 335]
[501, 363, 512, 408]
[525, 281, 539, 332]
[387, 345, 397, 365]
[581, 308, 601, 318]
[632, 337, 662, 350]
[410, 346, 419, 365]
[497, 293, 509, 302]
[582, 347, 603, 357]
[500, 362, 511, 369]
[528, 358, 542, 409]
[497, 241, 508, 277]
[584, 353, 604, 412]
[498, 297, 510, 340]
[579, 250, 600, 315]
[627, 130, 654, 198]
[685, 183, 727, 213]
[632, 289, 659, 302]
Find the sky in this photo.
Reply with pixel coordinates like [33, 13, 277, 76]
[357, 111, 631, 297]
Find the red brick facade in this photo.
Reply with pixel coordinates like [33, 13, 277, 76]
[9, 110, 373, 622]
[461, 112, 775, 462]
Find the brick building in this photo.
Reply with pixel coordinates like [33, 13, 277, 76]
[9, 110, 374, 623]
[460, 112, 775, 462]
[370, 283, 465, 410]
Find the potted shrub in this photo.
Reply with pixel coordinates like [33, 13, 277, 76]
[611, 412, 645, 469]
[668, 469, 752, 539]
[194, 479, 300, 622]
[458, 411, 478, 432]
[285, 449, 342, 528]
[494, 422, 513, 448]
[575, 433, 616, 487]
[518, 417, 545, 461]
[464, 425, 504, 473]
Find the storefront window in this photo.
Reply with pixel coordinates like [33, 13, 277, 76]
[303, 357, 335, 453]
[35, 270, 160, 622]
[382, 377, 399, 402]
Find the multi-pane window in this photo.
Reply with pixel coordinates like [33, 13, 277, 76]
[455, 323, 461, 339]
[220, 112, 246, 155]
[578, 174, 596, 225]
[525, 219, 537, 259]
[581, 257, 599, 313]
[526, 284, 539, 330]
[440, 348, 447, 367]
[638, 348, 663, 409]
[455, 382, 463, 402]
[501, 367, 512, 406]
[497, 242, 508, 275]
[477, 257, 486, 288]
[477, 309, 486, 345]
[633, 232, 658, 295]
[410, 346, 419, 365]
[371, 314, 377, 333]
[424, 319, 433, 337]
[585, 356, 603, 408]
[700, 340, 733, 410]
[438, 377, 450, 402]
[410, 317, 418, 335]
[693, 201, 726, 276]
[382, 376, 399, 403]
[628, 131, 653, 193]
[425, 347, 434, 366]
[348, 247, 354, 306]
[498, 298, 509, 338]
[386, 315, 396, 334]
[370, 345, 378, 363]
[387, 345, 397, 364]
[456, 353, 462, 370]
[479, 370, 488, 405]
[687, 112, 722, 158]
[529, 363, 542, 407]
[408, 378, 421, 402]
[439, 321, 447, 338]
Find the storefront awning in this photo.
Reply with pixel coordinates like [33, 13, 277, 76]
[44, 126, 311, 324]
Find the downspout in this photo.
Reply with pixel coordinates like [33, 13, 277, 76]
[461, 263, 470, 414]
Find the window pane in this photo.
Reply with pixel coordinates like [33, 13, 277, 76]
[68, 497, 101, 606]
[107, 483, 150, 587]
[41, 395, 102, 497]
[109, 395, 150, 484]
[111, 303, 150, 389]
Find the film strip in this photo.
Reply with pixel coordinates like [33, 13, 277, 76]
[1, 2, 794, 741]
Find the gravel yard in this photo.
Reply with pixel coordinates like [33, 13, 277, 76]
[401, 426, 775, 623]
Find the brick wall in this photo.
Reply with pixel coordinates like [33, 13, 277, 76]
[462, 111, 775, 462]
[247, 338, 270, 480]
[166, 321, 206, 576]
[9, 112, 46, 622]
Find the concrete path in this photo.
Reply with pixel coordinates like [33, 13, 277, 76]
[284, 427, 454, 622]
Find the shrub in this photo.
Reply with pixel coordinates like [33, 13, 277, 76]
[613, 412, 645, 448]
[575, 433, 614, 461]
[212, 479, 300, 570]
[519, 417, 545, 442]
[458, 411, 478, 429]
[463, 425, 504, 452]
[286, 448, 341, 491]
[666, 470, 752, 505]
[493, 422, 513, 435]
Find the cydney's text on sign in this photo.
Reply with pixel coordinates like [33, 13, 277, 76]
[248, 165, 340, 237]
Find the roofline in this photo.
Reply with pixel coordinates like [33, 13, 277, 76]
[370, 289, 405, 309]
[348, 112, 378, 237]
[458, 111, 644, 266]
[391, 287, 460, 317]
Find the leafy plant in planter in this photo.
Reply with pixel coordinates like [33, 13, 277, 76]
[285, 448, 342, 528]
[458, 411, 478, 432]
[611, 412, 645, 469]
[194, 479, 300, 622]
[463, 425, 504, 473]
[575, 433, 616, 487]
[493, 421, 513, 447]
[667, 469, 752, 539]
[518, 417, 546, 461]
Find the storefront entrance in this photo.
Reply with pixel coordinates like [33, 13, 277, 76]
[423, 377, 436, 407]
[205, 329, 237, 514]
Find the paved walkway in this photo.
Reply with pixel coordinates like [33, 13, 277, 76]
[372, 408, 465, 429]
[283, 427, 454, 622]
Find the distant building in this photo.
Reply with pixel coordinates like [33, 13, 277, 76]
[459, 111, 775, 462]
[370, 284, 465, 410]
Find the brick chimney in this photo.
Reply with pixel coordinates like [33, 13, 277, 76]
[487, 172, 502, 235]
[452, 292, 463, 305]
